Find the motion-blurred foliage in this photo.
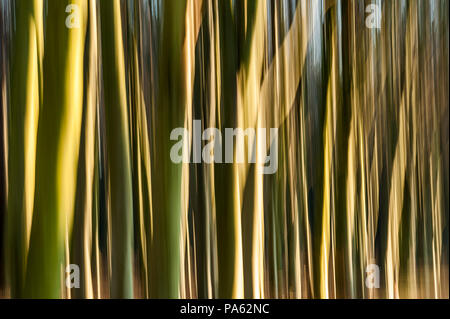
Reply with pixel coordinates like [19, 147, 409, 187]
[0, 0, 448, 298]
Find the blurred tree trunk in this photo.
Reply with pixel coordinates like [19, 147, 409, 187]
[70, 0, 99, 299]
[24, 0, 87, 298]
[99, 0, 134, 298]
[149, 0, 187, 298]
[7, 0, 42, 298]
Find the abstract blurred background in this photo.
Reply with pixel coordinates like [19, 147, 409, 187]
[0, 0, 448, 298]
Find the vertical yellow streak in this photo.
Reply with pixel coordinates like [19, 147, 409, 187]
[252, 117, 265, 299]
[385, 1, 420, 298]
[319, 16, 341, 297]
[136, 68, 153, 245]
[385, 96, 407, 299]
[234, 0, 267, 299]
[131, 13, 149, 295]
[23, 20, 39, 250]
[358, 125, 369, 298]
[430, 160, 443, 298]
[319, 115, 331, 298]
[139, 97, 153, 258]
[232, 167, 244, 299]
[136, 127, 148, 296]
[58, 0, 88, 238]
[62, 1, 89, 299]
[205, 1, 218, 298]
[346, 119, 357, 297]
[33, 0, 43, 103]
[179, 0, 202, 297]
[80, 0, 99, 299]
[320, 73, 335, 299]
[293, 194, 302, 298]
[207, 1, 221, 298]
[300, 108, 314, 296]
[259, 0, 309, 130]
[213, 1, 222, 129]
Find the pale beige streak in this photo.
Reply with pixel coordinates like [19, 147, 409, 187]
[234, 0, 267, 299]
[79, 0, 100, 298]
[259, 0, 312, 136]
[179, 0, 203, 298]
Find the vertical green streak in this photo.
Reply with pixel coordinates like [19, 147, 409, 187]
[149, 0, 186, 298]
[7, 0, 40, 298]
[99, 0, 134, 298]
[214, 0, 239, 298]
[128, 0, 149, 297]
[7, 0, 31, 298]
